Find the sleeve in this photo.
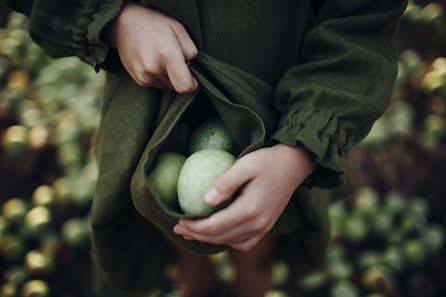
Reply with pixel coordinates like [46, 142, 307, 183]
[1, 0, 124, 72]
[271, 0, 408, 189]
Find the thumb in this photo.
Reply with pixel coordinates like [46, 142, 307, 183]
[203, 160, 257, 207]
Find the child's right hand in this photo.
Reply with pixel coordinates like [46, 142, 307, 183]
[108, 2, 199, 93]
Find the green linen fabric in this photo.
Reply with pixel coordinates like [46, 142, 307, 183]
[2, 0, 124, 71]
[2, 0, 408, 295]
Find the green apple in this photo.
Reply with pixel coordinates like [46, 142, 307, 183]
[147, 152, 187, 208]
[178, 149, 236, 217]
[188, 118, 237, 155]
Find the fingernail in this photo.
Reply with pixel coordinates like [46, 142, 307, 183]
[204, 188, 221, 205]
[174, 225, 185, 235]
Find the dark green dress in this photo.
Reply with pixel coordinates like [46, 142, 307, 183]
[2, 0, 408, 295]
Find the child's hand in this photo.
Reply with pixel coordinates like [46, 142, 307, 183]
[108, 2, 198, 93]
[174, 143, 316, 251]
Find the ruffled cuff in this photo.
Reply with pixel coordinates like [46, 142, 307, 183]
[271, 111, 349, 189]
[71, 0, 124, 72]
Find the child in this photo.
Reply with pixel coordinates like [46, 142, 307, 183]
[2, 0, 408, 296]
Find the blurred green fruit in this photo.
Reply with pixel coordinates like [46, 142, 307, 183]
[6, 12, 28, 30]
[19, 99, 42, 127]
[326, 245, 346, 264]
[24, 206, 51, 235]
[331, 281, 359, 297]
[28, 125, 50, 150]
[399, 216, 421, 237]
[24, 41, 49, 71]
[388, 231, 404, 245]
[188, 118, 237, 155]
[0, 283, 17, 297]
[424, 225, 444, 253]
[52, 177, 72, 204]
[422, 115, 445, 149]
[328, 261, 353, 280]
[54, 112, 81, 144]
[271, 261, 290, 287]
[383, 191, 406, 217]
[61, 218, 91, 247]
[388, 101, 415, 138]
[358, 251, 382, 271]
[297, 271, 326, 291]
[4, 266, 27, 285]
[147, 152, 187, 208]
[2, 125, 29, 157]
[382, 246, 404, 273]
[421, 3, 444, 24]
[264, 290, 288, 297]
[7, 70, 30, 92]
[344, 215, 368, 243]
[0, 37, 25, 64]
[361, 267, 394, 295]
[21, 280, 50, 297]
[409, 198, 429, 221]
[373, 213, 393, 236]
[432, 57, 446, 71]
[2, 198, 28, 223]
[214, 261, 235, 284]
[0, 235, 25, 262]
[328, 202, 347, 231]
[68, 174, 95, 208]
[0, 216, 7, 235]
[361, 117, 390, 147]
[57, 142, 83, 170]
[25, 250, 53, 276]
[40, 233, 62, 258]
[404, 239, 426, 266]
[32, 185, 56, 207]
[422, 70, 445, 93]
[400, 49, 423, 74]
[365, 294, 386, 297]
[354, 187, 379, 219]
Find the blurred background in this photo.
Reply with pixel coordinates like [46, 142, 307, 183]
[0, 1, 445, 297]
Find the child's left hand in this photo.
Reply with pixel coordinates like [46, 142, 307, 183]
[173, 143, 316, 251]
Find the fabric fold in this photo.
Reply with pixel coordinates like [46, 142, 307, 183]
[23, 0, 124, 71]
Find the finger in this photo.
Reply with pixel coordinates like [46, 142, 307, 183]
[136, 57, 175, 91]
[138, 78, 171, 91]
[174, 221, 256, 245]
[230, 236, 262, 252]
[151, 81, 172, 91]
[129, 69, 165, 89]
[169, 21, 198, 61]
[203, 158, 258, 207]
[177, 183, 259, 236]
[165, 43, 198, 94]
[157, 71, 175, 90]
[177, 201, 245, 236]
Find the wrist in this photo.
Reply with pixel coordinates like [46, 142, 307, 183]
[274, 142, 316, 175]
[106, 1, 137, 48]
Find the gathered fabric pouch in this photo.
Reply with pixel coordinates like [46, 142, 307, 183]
[129, 52, 284, 254]
[91, 52, 329, 296]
